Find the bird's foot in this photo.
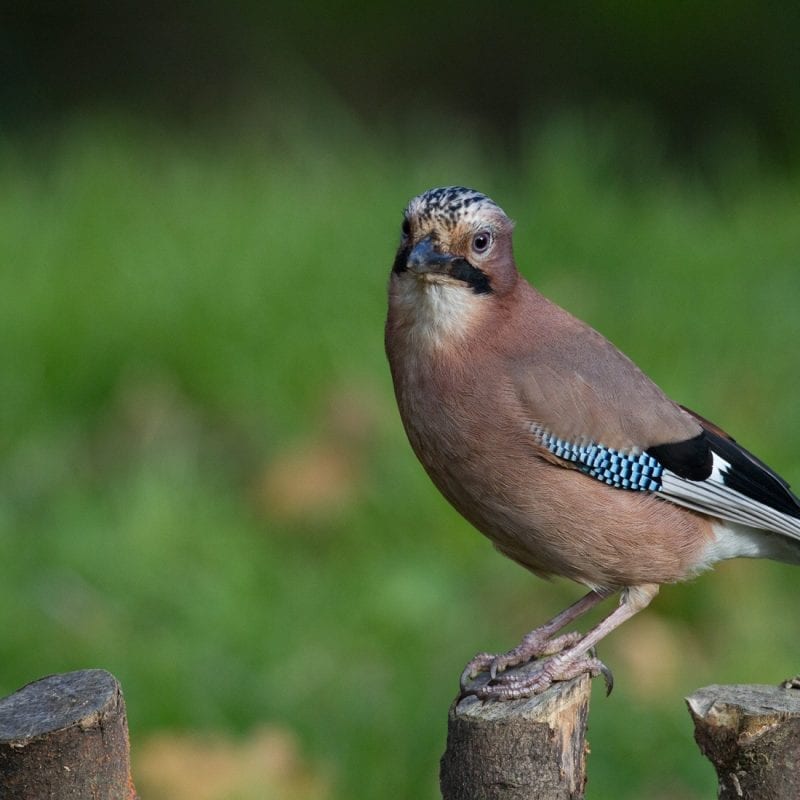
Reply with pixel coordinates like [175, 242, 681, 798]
[781, 676, 800, 689]
[460, 630, 583, 692]
[462, 650, 614, 701]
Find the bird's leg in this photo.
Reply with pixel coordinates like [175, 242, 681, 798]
[468, 584, 659, 701]
[460, 588, 613, 690]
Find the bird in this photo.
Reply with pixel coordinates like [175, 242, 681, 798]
[384, 185, 800, 701]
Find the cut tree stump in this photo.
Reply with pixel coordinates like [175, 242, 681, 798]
[687, 682, 800, 800]
[0, 669, 138, 799]
[440, 670, 591, 800]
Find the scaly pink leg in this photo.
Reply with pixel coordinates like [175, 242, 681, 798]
[460, 588, 612, 691]
[465, 584, 659, 701]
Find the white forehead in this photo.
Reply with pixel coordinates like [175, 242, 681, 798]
[404, 186, 507, 231]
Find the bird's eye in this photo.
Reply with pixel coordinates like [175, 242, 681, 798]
[401, 219, 411, 237]
[472, 231, 492, 253]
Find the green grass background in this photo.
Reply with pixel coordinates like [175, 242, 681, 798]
[2, 112, 799, 798]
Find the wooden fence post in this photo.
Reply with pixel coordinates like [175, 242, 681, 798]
[687, 682, 800, 800]
[440, 671, 591, 800]
[0, 669, 138, 799]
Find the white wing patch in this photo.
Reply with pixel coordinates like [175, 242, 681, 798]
[660, 453, 800, 539]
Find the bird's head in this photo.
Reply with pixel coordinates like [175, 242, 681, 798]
[387, 187, 519, 347]
[392, 186, 518, 297]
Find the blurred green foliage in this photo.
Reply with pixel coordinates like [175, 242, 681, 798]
[1, 111, 800, 799]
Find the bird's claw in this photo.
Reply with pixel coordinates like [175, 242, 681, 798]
[598, 660, 614, 695]
[460, 653, 496, 690]
[462, 652, 610, 701]
[461, 630, 583, 691]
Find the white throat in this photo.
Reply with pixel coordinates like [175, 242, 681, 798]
[393, 275, 487, 349]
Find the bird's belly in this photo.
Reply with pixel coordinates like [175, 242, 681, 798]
[405, 411, 711, 589]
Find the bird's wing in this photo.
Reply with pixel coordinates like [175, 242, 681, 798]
[656, 407, 800, 538]
[512, 303, 800, 538]
[511, 306, 703, 454]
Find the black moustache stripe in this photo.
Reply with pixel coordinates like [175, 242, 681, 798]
[450, 258, 492, 294]
[392, 246, 410, 274]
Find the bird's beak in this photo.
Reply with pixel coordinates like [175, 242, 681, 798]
[406, 236, 457, 277]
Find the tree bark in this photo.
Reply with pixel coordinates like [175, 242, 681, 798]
[687, 683, 800, 800]
[440, 672, 591, 800]
[0, 669, 138, 799]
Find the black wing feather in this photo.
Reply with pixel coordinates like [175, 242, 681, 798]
[651, 405, 800, 526]
[647, 433, 712, 481]
[704, 427, 800, 519]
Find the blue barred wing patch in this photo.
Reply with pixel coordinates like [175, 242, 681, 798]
[533, 427, 663, 491]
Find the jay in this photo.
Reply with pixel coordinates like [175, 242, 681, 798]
[385, 186, 800, 700]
